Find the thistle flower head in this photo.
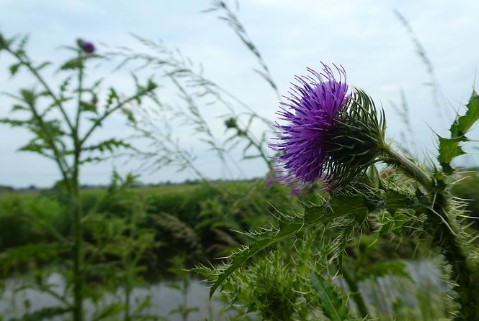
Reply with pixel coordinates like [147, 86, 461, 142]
[77, 38, 95, 54]
[271, 63, 385, 192]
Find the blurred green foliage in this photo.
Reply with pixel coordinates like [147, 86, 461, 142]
[0, 180, 297, 277]
[1, 173, 478, 277]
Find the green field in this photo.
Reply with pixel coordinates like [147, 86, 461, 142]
[0, 173, 478, 320]
[0, 180, 297, 274]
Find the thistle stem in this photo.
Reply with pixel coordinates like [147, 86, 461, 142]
[382, 146, 434, 192]
[381, 145, 479, 321]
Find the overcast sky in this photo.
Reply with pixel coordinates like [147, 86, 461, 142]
[0, 0, 478, 187]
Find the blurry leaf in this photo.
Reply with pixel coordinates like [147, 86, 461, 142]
[105, 88, 119, 109]
[146, 78, 157, 91]
[0, 32, 6, 49]
[91, 303, 124, 321]
[11, 104, 27, 111]
[121, 107, 136, 124]
[132, 295, 153, 315]
[38, 120, 64, 138]
[19, 89, 36, 107]
[80, 100, 97, 113]
[8, 307, 71, 321]
[79, 156, 105, 165]
[356, 261, 411, 281]
[19, 142, 47, 153]
[168, 306, 199, 316]
[83, 138, 133, 153]
[59, 76, 72, 93]
[35, 61, 51, 71]
[0, 118, 28, 127]
[9, 63, 21, 76]
[15, 49, 26, 58]
[60, 57, 84, 70]
[0, 243, 63, 276]
[310, 272, 350, 321]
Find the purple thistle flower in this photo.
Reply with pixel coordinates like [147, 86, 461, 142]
[271, 64, 348, 191]
[77, 39, 95, 54]
[271, 63, 385, 192]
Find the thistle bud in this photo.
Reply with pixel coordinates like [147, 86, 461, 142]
[77, 38, 95, 54]
[323, 89, 386, 189]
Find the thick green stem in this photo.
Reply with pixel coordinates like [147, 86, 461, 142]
[72, 52, 85, 321]
[71, 178, 84, 321]
[382, 145, 478, 321]
[382, 146, 433, 192]
[71, 140, 84, 321]
[426, 191, 478, 321]
[75, 50, 84, 132]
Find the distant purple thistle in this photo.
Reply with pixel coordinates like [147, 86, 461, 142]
[77, 39, 95, 54]
[271, 64, 349, 192]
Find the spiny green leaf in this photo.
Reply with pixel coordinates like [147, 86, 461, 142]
[450, 90, 479, 137]
[438, 137, 464, 175]
[383, 188, 419, 212]
[438, 91, 479, 174]
[310, 272, 351, 321]
[209, 219, 303, 297]
[304, 195, 368, 225]
[209, 196, 362, 297]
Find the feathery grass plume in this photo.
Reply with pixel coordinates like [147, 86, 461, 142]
[271, 63, 386, 192]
